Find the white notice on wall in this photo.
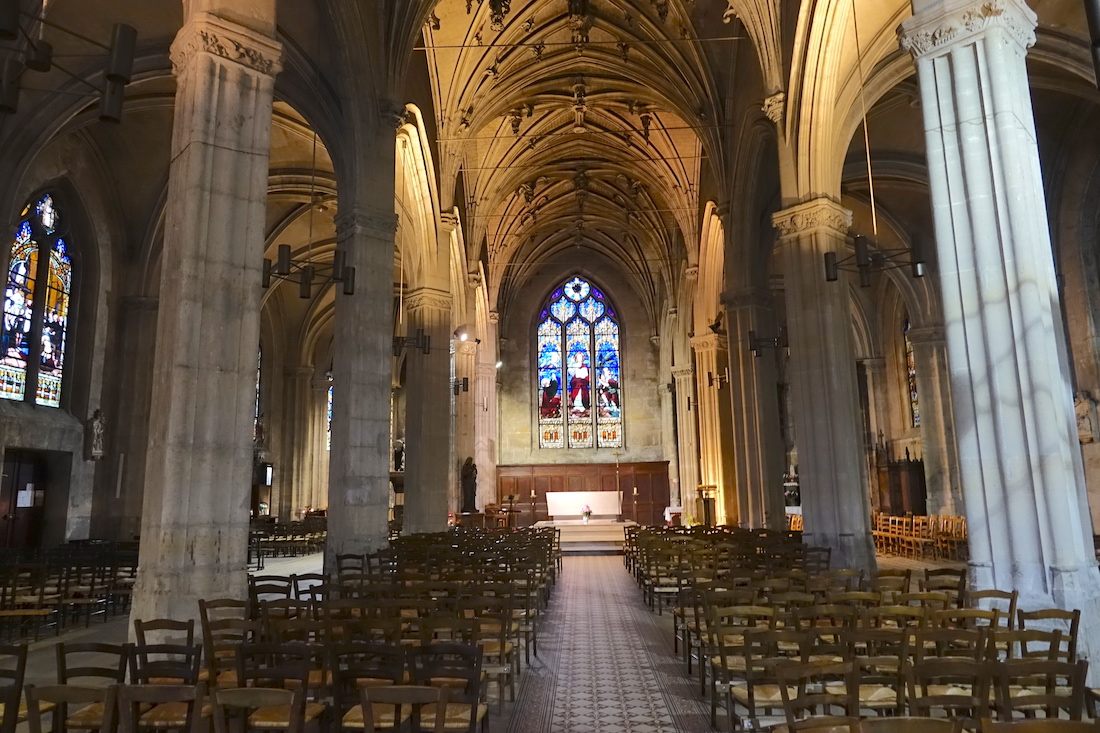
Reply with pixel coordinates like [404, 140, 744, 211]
[16, 485, 33, 508]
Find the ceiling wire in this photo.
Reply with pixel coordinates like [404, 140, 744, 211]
[413, 36, 746, 51]
[851, 0, 879, 237]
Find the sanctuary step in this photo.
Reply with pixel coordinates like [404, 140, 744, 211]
[535, 519, 635, 555]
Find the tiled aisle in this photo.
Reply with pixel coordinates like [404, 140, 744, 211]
[506, 555, 711, 733]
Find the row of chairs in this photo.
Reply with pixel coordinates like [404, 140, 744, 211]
[0, 546, 138, 642]
[871, 512, 968, 561]
[704, 622, 1089, 730]
[2, 639, 486, 733]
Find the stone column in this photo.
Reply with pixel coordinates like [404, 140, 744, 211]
[900, 0, 1100, 652]
[691, 334, 736, 525]
[859, 357, 888, 511]
[278, 366, 314, 521]
[773, 199, 876, 571]
[403, 288, 453, 534]
[325, 205, 397, 566]
[310, 373, 330, 512]
[672, 365, 701, 520]
[722, 288, 786, 529]
[130, 8, 281, 622]
[906, 326, 963, 515]
[454, 340, 477, 511]
[474, 359, 498, 509]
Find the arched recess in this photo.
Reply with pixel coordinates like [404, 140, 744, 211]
[694, 202, 726, 336]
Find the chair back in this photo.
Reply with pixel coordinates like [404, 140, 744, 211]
[134, 618, 196, 647]
[360, 685, 448, 733]
[117, 683, 205, 733]
[24, 684, 118, 733]
[0, 645, 27, 733]
[860, 717, 960, 732]
[211, 687, 304, 733]
[130, 642, 203, 685]
[56, 642, 130, 684]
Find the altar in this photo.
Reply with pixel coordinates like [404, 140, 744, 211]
[546, 490, 621, 519]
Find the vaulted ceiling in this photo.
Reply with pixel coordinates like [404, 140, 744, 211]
[422, 0, 725, 318]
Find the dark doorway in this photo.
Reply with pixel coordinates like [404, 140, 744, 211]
[0, 450, 49, 549]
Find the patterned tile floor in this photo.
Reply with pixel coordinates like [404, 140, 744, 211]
[503, 555, 712, 733]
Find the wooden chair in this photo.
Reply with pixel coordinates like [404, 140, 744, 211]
[991, 658, 1088, 721]
[776, 660, 860, 731]
[406, 643, 486, 733]
[116, 684, 206, 733]
[55, 642, 129, 732]
[211, 687, 305, 733]
[130, 642, 203, 685]
[234, 642, 327, 720]
[906, 657, 991, 730]
[1018, 609, 1080, 662]
[134, 619, 195, 647]
[965, 590, 1018, 629]
[329, 640, 406, 727]
[0, 644, 28, 733]
[24, 684, 116, 733]
[199, 599, 257, 689]
[860, 718, 960, 732]
[344, 686, 448, 733]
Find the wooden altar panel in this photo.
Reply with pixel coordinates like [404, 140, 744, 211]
[497, 462, 670, 526]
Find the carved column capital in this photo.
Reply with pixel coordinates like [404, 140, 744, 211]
[691, 333, 728, 353]
[405, 287, 452, 313]
[761, 92, 785, 125]
[335, 205, 399, 242]
[439, 211, 460, 233]
[898, 0, 1036, 59]
[684, 266, 700, 281]
[858, 356, 887, 374]
[721, 287, 773, 310]
[487, 310, 500, 324]
[286, 366, 315, 379]
[671, 365, 695, 380]
[170, 12, 283, 77]
[455, 341, 478, 357]
[772, 198, 852, 238]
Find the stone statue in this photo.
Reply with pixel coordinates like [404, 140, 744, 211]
[88, 409, 106, 460]
[460, 456, 477, 513]
[1076, 391, 1096, 444]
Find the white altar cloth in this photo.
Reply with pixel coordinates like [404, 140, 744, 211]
[546, 491, 620, 518]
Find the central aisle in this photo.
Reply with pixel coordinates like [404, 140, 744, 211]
[507, 555, 711, 733]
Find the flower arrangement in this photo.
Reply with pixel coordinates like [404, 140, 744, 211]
[581, 504, 592, 520]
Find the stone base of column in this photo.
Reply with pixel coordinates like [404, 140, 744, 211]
[802, 529, 877, 573]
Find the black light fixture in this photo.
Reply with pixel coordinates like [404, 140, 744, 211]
[748, 328, 787, 357]
[707, 368, 730, 389]
[262, 243, 355, 298]
[823, 234, 924, 286]
[261, 133, 353, 297]
[0, 1, 136, 121]
[452, 377, 470, 396]
[393, 328, 431, 357]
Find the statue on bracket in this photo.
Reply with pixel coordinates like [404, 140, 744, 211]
[87, 409, 106, 460]
[461, 456, 478, 513]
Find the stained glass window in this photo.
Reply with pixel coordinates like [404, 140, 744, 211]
[253, 346, 262, 443]
[537, 276, 622, 448]
[904, 315, 920, 428]
[2, 194, 72, 407]
[326, 384, 333, 451]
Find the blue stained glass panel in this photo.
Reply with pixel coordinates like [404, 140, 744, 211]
[36, 239, 71, 407]
[537, 319, 564, 448]
[1, 239, 37, 402]
[564, 277, 590, 302]
[566, 319, 593, 447]
[578, 298, 604, 322]
[595, 318, 622, 447]
[550, 298, 576, 322]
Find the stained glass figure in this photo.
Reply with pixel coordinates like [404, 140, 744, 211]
[536, 276, 620, 449]
[537, 319, 564, 448]
[904, 316, 920, 428]
[594, 317, 622, 447]
[36, 238, 71, 406]
[3, 195, 73, 407]
[1, 236, 36, 401]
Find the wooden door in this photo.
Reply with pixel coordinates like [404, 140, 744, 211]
[0, 451, 47, 549]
